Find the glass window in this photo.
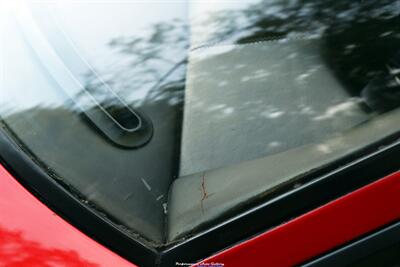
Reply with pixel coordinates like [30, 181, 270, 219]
[1, 0, 399, 244]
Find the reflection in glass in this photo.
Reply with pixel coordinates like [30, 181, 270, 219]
[1, 0, 399, 244]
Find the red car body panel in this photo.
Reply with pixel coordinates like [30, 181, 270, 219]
[197, 171, 400, 267]
[0, 164, 136, 267]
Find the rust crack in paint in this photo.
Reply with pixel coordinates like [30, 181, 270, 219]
[200, 172, 208, 213]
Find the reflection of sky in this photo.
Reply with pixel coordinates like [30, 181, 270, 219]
[0, 3, 62, 112]
[34, 1, 189, 103]
[2, 0, 399, 113]
[1, 0, 189, 110]
[46, 1, 188, 67]
[0, 0, 278, 110]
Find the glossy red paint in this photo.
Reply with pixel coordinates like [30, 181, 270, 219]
[196, 171, 400, 267]
[0, 164, 136, 267]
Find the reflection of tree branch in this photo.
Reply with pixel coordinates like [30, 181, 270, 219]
[80, 0, 400, 107]
[144, 58, 187, 101]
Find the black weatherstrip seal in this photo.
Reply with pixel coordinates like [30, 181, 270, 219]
[0, 119, 399, 267]
[302, 220, 400, 267]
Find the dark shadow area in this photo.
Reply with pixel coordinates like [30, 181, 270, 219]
[353, 242, 400, 267]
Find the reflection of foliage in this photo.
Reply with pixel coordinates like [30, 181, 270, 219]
[192, 0, 400, 45]
[80, 18, 189, 108]
[191, 0, 400, 111]
[322, 5, 400, 90]
[109, 20, 189, 63]
[81, 0, 400, 110]
[0, 227, 98, 267]
[108, 19, 189, 96]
